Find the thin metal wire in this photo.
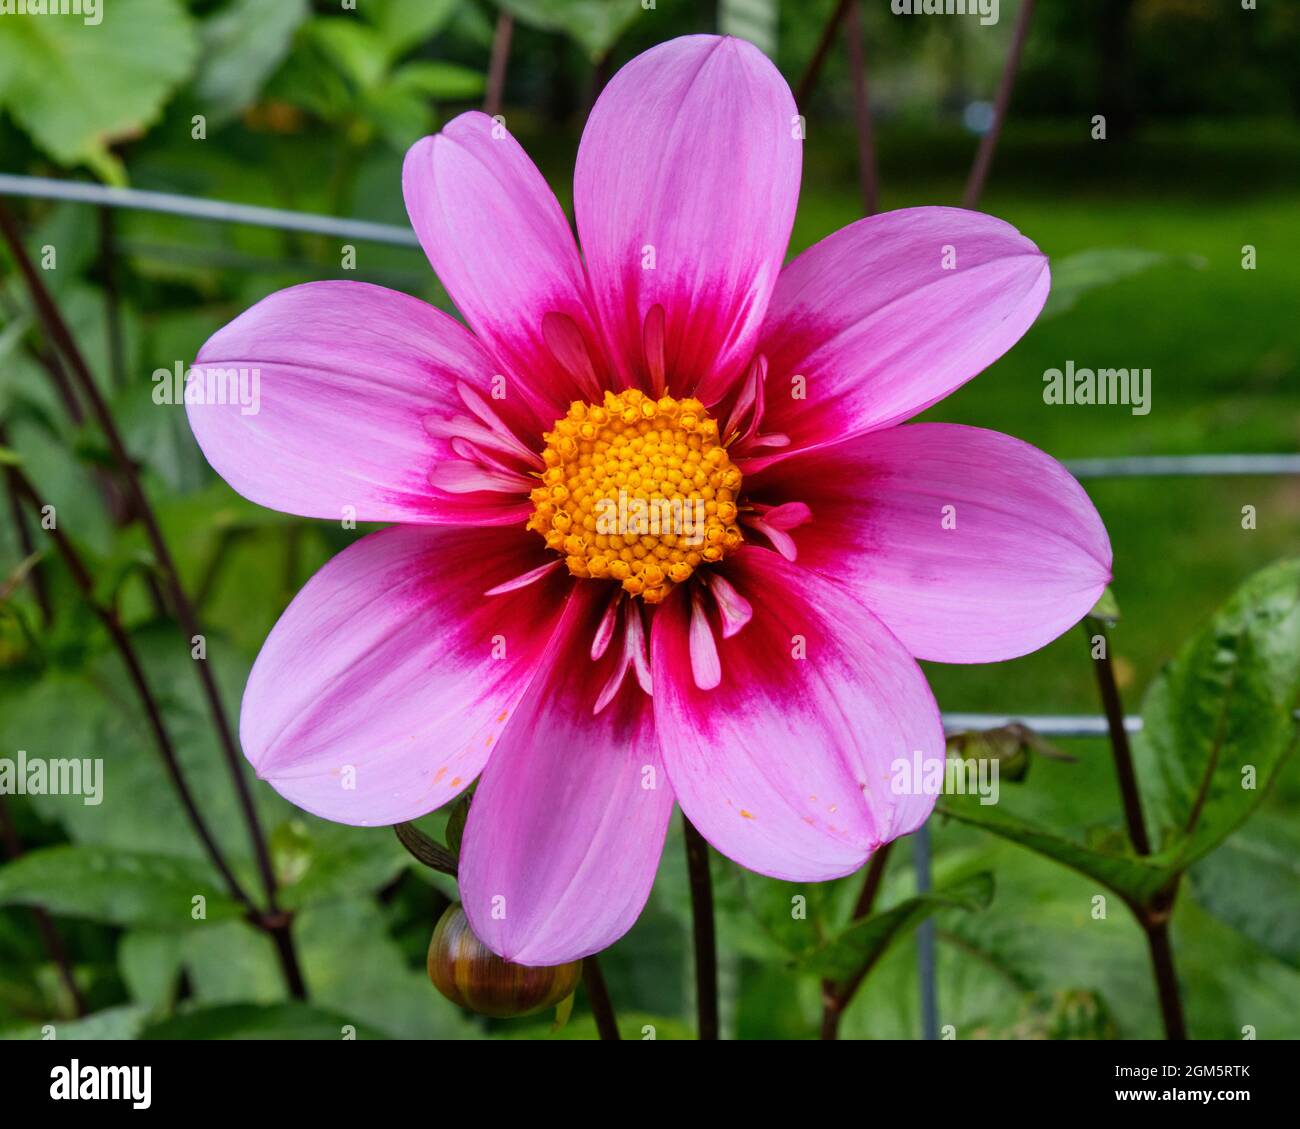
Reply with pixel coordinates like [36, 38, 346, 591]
[942, 712, 1140, 737]
[0, 174, 421, 248]
[1067, 454, 1300, 478]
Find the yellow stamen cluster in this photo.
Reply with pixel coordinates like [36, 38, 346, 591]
[528, 389, 744, 603]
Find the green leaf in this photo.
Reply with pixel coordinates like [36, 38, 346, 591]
[803, 873, 994, 982]
[506, 1010, 695, 1041]
[495, 0, 642, 63]
[296, 899, 480, 1039]
[0, 0, 197, 181]
[118, 930, 183, 1011]
[970, 989, 1118, 1040]
[1040, 249, 1199, 320]
[1, 1004, 150, 1041]
[1134, 559, 1300, 864]
[196, 0, 310, 125]
[390, 60, 486, 101]
[719, 0, 778, 58]
[937, 798, 1178, 905]
[365, 0, 461, 61]
[1189, 815, 1300, 970]
[276, 821, 409, 910]
[140, 1002, 386, 1040]
[1090, 586, 1121, 623]
[307, 18, 393, 92]
[0, 845, 242, 928]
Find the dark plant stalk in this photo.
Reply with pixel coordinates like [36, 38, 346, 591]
[5, 466, 252, 910]
[1145, 915, 1188, 1041]
[2, 448, 52, 623]
[483, 11, 514, 118]
[0, 203, 282, 914]
[393, 821, 458, 876]
[1084, 619, 1187, 1040]
[819, 840, 893, 1039]
[842, 0, 880, 215]
[962, 0, 1036, 208]
[0, 796, 87, 1017]
[582, 955, 620, 1041]
[1086, 621, 1151, 855]
[795, 0, 852, 107]
[682, 815, 718, 1040]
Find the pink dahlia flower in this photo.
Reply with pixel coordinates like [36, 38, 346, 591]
[187, 35, 1110, 965]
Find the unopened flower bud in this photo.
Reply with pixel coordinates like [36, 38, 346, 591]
[427, 902, 582, 1018]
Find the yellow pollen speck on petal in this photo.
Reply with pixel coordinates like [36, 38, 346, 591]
[527, 389, 743, 600]
[740, 809, 755, 819]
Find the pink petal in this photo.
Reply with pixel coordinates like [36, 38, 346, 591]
[240, 525, 571, 826]
[688, 587, 722, 690]
[651, 548, 945, 881]
[752, 207, 1050, 466]
[575, 35, 801, 404]
[459, 584, 673, 965]
[704, 572, 752, 639]
[749, 423, 1112, 663]
[189, 280, 524, 525]
[403, 113, 607, 418]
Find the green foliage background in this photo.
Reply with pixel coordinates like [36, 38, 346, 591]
[0, 0, 1297, 1040]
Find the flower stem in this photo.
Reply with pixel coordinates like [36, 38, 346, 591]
[1084, 619, 1187, 1039]
[581, 955, 620, 1041]
[1085, 621, 1151, 855]
[682, 814, 719, 1040]
[819, 841, 893, 1039]
[483, 11, 514, 119]
[842, 0, 880, 215]
[794, 0, 852, 107]
[962, 0, 1036, 209]
[1145, 914, 1188, 1041]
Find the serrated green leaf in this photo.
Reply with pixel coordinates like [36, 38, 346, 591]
[803, 872, 994, 982]
[1135, 559, 1300, 864]
[0, 845, 242, 928]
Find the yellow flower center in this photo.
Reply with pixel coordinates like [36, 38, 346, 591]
[527, 389, 744, 603]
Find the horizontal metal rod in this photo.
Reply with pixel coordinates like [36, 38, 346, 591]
[1066, 454, 1300, 478]
[941, 712, 1140, 737]
[0, 174, 421, 248]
